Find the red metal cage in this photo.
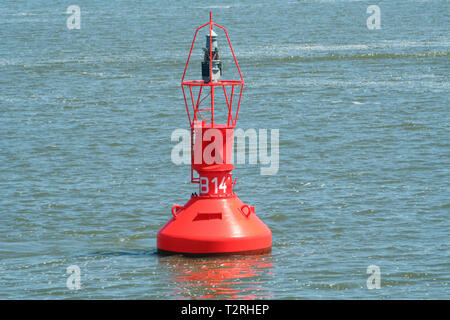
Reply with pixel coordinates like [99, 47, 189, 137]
[181, 12, 244, 128]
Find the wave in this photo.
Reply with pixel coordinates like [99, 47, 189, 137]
[249, 51, 450, 64]
[236, 39, 450, 62]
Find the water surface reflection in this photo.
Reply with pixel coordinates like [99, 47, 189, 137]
[158, 254, 274, 299]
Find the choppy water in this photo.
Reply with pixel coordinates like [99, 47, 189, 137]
[1, 0, 449, 299]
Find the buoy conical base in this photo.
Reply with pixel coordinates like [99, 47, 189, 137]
[157, 194, 271, 255]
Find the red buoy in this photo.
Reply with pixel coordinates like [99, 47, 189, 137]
[157, 13, 272, 255]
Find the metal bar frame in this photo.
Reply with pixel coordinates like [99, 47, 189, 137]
[180, 12, 246, 183]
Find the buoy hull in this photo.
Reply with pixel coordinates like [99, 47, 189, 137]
[157, 194, 272, 255]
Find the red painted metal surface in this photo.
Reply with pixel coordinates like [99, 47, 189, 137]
[157, 12, 271, 255]
[158, 195, 271, 254]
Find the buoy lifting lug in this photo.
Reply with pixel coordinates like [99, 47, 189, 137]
[171, 204, 183, 219]
[240, 204, 255, 218]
